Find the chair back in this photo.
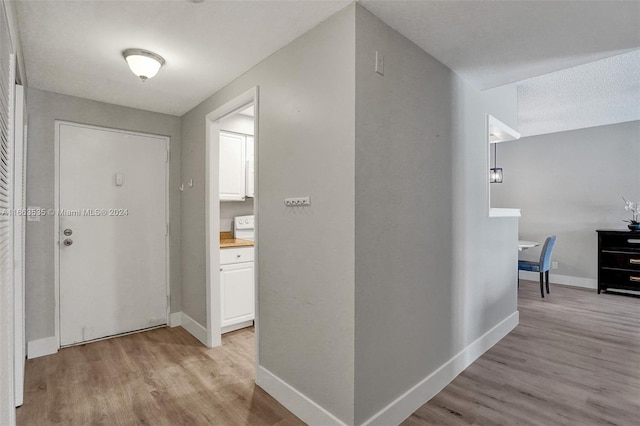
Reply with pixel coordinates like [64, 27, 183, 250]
[539, 236, 557, 272]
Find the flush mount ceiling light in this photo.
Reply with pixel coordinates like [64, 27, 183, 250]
[122, 48, 165, 82]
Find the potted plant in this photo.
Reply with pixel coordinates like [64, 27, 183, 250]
[623, 196, 640, 231]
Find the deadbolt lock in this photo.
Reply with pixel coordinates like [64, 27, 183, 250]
[63, 228, 73, 236]
[63, 238, 73, 247]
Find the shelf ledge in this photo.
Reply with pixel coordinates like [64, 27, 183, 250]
[489, 208, 521, 218]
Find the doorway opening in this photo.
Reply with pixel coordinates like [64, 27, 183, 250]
[204, 87, 259, 361]
[486, 114, 520, 217]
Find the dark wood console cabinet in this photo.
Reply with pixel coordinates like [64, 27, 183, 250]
[596, 230, 640, 294]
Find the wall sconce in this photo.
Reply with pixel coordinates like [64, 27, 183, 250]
[489, 142, 503, 184]
[123, 48, 165, 82]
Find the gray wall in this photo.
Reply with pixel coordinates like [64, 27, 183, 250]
[492, 121, 640, 282]
[354, 6, 454, 423]
[180, 4, 356, 423]
[25, 88, 182, 343]
[450, 78, 519, 349]
[352, 7, 519, 422]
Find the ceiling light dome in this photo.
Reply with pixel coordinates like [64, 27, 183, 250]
[122, 48, 165, 82]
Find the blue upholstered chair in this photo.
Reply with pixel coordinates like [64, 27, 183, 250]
[518, 236, 557, 298]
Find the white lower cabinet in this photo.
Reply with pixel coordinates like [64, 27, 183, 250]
[220, 247, 255, 333]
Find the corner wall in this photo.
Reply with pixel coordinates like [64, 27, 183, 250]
[450, 78, 519, 352]
[353, 6, 519, 424]
[25, 88, 182, 345]
[354, 6, 454, 423]
[179, 4, 356, 423]
[492, 120, 640, 287]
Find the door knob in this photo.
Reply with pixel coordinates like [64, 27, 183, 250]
[63, 238, 73, 247]
[63, 228, 73, 236]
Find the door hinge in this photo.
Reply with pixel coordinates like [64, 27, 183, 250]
[166, 223, 169, 236]
[166, 295, 170, 309]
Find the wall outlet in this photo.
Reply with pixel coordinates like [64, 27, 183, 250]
[284, 196, 310, 207]
[552, 261, 559, 270]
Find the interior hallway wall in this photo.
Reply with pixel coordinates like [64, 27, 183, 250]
[353, 6, 519, 423]
[354, 6, 454, 422]
[25, 88, 182, 345]
[450, 78, 519, 352]
[180, 4, 356, 423]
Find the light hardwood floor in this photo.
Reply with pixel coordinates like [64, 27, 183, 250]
[17, 281, 639, 425]
[17, 326, 303, 426]
[403, 282, 640, 426]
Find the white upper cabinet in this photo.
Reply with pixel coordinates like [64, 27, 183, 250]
[220, 131, 246, 201]
[246, 136, 254, 198]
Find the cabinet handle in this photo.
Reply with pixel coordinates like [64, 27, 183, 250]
[630, 276, 640, 282]
[630, 259, 640, 265]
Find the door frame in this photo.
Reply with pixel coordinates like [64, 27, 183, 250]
[53, 121, 171, 348]
[204, 86, 259, 349]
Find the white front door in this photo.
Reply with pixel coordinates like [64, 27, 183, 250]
[57, 122, 168, 346]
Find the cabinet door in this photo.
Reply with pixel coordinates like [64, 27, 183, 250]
[220, 262, 255, 327]
[219, 131, 246, 201]
[246, 136, 254, 198]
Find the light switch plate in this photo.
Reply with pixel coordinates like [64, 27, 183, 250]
[375, 51, 384, 76]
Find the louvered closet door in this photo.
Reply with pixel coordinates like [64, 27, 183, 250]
[0, 6, 16, 421]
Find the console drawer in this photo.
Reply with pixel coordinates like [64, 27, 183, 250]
[220, 247, 254, 265]
[599, 234, 640, 251]
[601, 251, 640, 270]
[600, 268, 640, 291]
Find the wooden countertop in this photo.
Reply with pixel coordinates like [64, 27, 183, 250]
[220, 231, 254, 248]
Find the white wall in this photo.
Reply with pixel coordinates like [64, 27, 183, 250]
[180, 4, 356, 423]
[25, 88, 182, 344]
[492, 120, 640, 286]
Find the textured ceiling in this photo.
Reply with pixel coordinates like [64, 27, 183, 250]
[14, 0, 640, 125]
[15, 0, 350, 116]
[360, 0, 640, 89]
[517, 50, 640, 137]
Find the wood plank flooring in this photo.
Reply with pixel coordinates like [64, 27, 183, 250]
[17, 281, 639, 425]
[402, 282, 640, 426]
[17, 327, 303, 426]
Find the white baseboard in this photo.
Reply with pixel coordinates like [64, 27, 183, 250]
[27, 336, 58, 359]
[256, 366, 348, 426]
[168, 312, 182, 327]
[519, 271, 596, 289]
[256, 312, 518, 426]
[180, 312, 208, 346]
[362, 311, 519, 426]
[221, 320, 253, 334]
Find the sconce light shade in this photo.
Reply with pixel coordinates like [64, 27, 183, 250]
[123, 48, 165, 82]
[490, 167, 503, 183]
